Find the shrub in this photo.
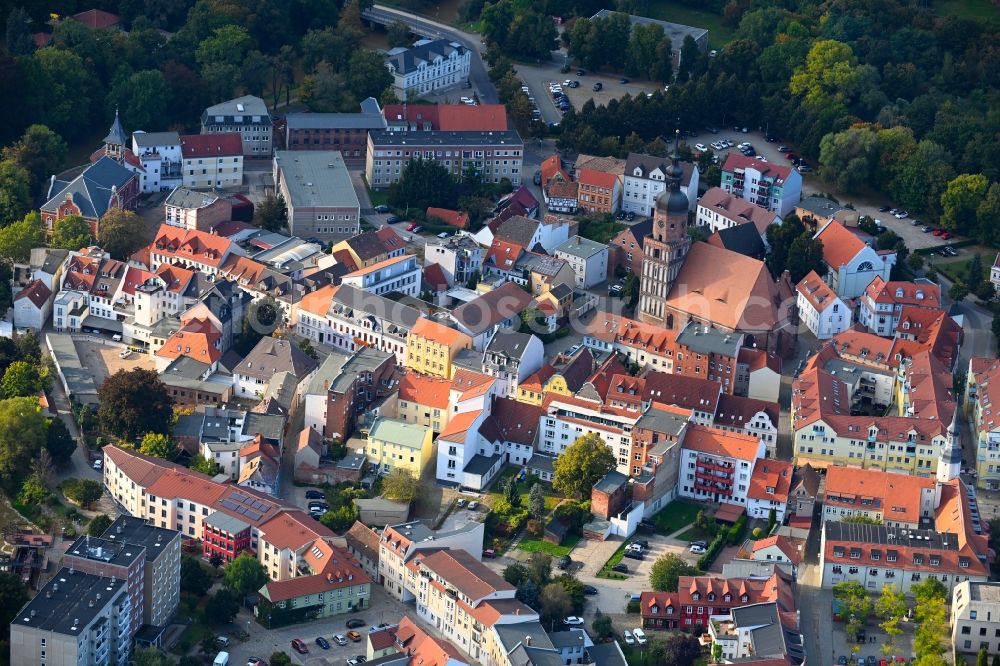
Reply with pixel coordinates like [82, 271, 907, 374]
[527, 518, 544, 537]
[752, 527, 763, 539]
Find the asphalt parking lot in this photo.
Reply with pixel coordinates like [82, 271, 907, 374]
[73, 336, 155, 385]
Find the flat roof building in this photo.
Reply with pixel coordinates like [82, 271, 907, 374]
[273, 151, 361, 242]
[202, 95, 273, 157]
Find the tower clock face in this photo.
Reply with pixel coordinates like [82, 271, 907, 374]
[657, 219, 665, 228]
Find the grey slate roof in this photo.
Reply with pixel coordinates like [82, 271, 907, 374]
[132, 131, 180, 148]
[584, 643, 629, 666]
[234, 337, 318, 381]
[385, 39, 466, 75]
[242, 412, 286, 442]
[797, 195, 845, 218]
[485, 330, 537, 358]
[712, 222, 766, 258]
[592, 10, 708, 48]
[165, 186, 222, 210]
[594, 470, 629, 494]
[42, 156, 135, 219]
[274, 150, 360, 210]
[495, 215, 540, 248]
[494, 621, 554, 653]
[286, 97, 386, 131]
[555, 235, 608, 260]
[103, 110, 127, 146]
[203, 95, 271, 126]
[463, 452, 501, 476]
[328, 284, 423, 330]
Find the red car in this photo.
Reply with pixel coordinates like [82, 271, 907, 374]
[406, 222, 418, 231]
[932, 229, 943, 236]
[291, 639, 309, 654]
[784, 152, 797, 160]
[940, 231, 952, 240]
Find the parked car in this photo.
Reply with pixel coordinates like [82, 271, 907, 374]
[878, 206, 892, 213]
[694, 143, 707, 152]
[611, 563, 629, 573]
[623, 551, 644, 560]
[568, 80, 579, 88]
[385, 215, 402, 224]
[482, 548, 496, 558]
[119, 348, 132, 359]
[911, 218, 921, 226]
[305, 490, 325, 500]
[468, 500, 479, 511]
[690, 544, 706, 554]
[784, 152, 797, 160]
[623, 630, 636, 645]
[940, 231, 952, 240]
[582, 585, 598, 595]
[932, 228, 943, 236]
[308, 502, 328, 512]
[625, 543, 644, 553]
[797, 164, 813, 172]
[374, 204, 390, 214]
[922, 225, 932, 232]
[315, 637, 331, 650]
[633, 628, 648, 645]
[838, 657, 849, 665]
[347, 631, 362, 642]
[592, 82, 602, 91]
[633, 539, 649, 549]
[456, 498, 466, 508]
[557, 555, 572, 570]
[333, 634, 349, 646]
[405, 222, 418, 231]
[563, 617, 585, 626]
[619, 78, 629, 84]
[291, 639, 308, 654]
[894, 210, 909, 218]
[576, 69, 585, 76]
[411, 225, 423, 234]
[346, 618, 366, 629]
[533, 169, 542, 185]
[867, 656, 877, 666]
[778, 145, 791, 152]
[690, 540, 707, 548]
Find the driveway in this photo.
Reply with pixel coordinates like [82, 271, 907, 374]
[72, 336, 155, 386]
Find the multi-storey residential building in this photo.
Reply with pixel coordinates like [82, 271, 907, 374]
[423, 235, 483, 287]
[62, 535, 147, 638]
[233, 336, 318, 399]
[366, 130, 523, 189]
[554, 235, 608, 289]
[405, 317, 472, 379]
[367, 417, 434, 476]
[273, 150, 360, 242]
[720, 154, 802, 218]
[284, 97, 386, 164]
[968, 356, 1000, 491]
[180, 133, 244, 189]
[301, 346, 397, 441]
[340, 254, 420, 297]
[796, 270, 852, 340]
[382, 103, 508, 133]
[201, 95, 272, 156]
[622, 152, 698, 215]
[637, 147, 691, 326]
[577, 168, 622, 214]
[708, 602, 804, 664]
[858, 277, 941, 336]
[163, 187, 232, 231]
[695, 186, 780, 235]
[384, 39, 471, 98]
[10, 569, 132, 666]
[331, 227, 407, 270]
[321, 285, 422, 362]
[397, 372, 451, 432]
[678, 424, 765, 508]
[673, 570, 795, 630]
[450, 283, 533, 350]
[814, 221, 897, 300]
[608, 218, 652, 276]
[131, 131, 182, 193]
[147, 223, 240, 273]
[378, 521, 484, 601]
[746, 459, 793, 521]
[481, 331, 544, 398]
[952, 581, 1000, 657]
[822, 465, 937, 528]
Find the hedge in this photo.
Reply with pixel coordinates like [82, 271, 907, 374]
[914, 238, 978, 255]
[697, 532, 727, 570]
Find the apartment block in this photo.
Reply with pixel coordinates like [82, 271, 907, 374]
[273, 151, 361, 242]
[180, 133, 244, 189]
[201, 95, 273, 157]
[952, 581, 1000, 656]
[720, 154, 802, 218]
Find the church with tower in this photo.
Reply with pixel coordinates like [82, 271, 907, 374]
[39, 111, 140, 239]
[635, 131, 795, 355]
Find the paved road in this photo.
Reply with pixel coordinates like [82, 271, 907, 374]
[364, 4, 498, 104]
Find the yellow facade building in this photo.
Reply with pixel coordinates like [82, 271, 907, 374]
[366, 417, 434, 476]
[405, 317, 472, 379]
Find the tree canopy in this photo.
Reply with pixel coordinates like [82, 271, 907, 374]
[649, 552, 698, 592]
[0, 396, 49, 492]
[98, 369, 174, 442]
[97, 209, 146, 260]
[51, 214, 94, 251]
[552, 432, 616, 499]
[224, 552, 269, 597]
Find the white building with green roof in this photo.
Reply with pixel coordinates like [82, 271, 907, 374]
[366, 417, 434, 476]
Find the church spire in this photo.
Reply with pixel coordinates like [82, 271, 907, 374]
[102, 108, 127, 162]
[936, 407, 962, 487]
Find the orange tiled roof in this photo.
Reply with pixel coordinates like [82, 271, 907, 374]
[437, 410, 481, 442]
[682, 424, 761, 461]
[796, 270, 840, 312]
[152, 224, 232, 268]
[298, 284, 339, 317]
[451, 369, 496, 400]
[411, 317, 469, 347]
[722, 154, 793, 184]
[155, 317, 222, 364]
[751, 535, 802, 565]
[426, 207, 470, 229]
[416, 549, 514, 600]
[262, 545, 370, 602]
[577, 167, 618, 190]
[864, 276, 941, 308]
[747, 459, 793, 503]
[825, 466, 935, 525]
[816, 221, 868, 269]
[398, 372, 451, 409]
[259, 510, 335, 551]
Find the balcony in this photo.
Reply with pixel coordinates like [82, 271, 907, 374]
[695, 481, 732, 495]
[696, 470, 733, 486]
[697, 459, 734, 474]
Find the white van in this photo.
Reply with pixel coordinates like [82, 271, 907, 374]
[213, 652, 229, 666]
[112, 334, 122, 342]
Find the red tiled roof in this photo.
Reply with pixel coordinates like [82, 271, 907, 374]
[426, 207, 469, 229]
[747, 459, 793, 503]
[155, 317, 222, 365]
[262, 545, 370, 602]
[152, 224, 233, 268]
[577, 167, 618, 190]
[640, 591, 679, 619]
[796, 270, 840, 312]
[816, 221, 868, 269]
[416, 549, 513, 600]
[451, 369, 496, 400]
[437, 410, 481, 442]
[410, 317, 468, 347]
[751, 535, 802, 565]
[398, 372, 451, 409]
[422, 263, 449, 291]
[677, 571, 794, 611]
[722, 154, 792, 184]
[259, 510, 335, 551]
[14, 280, 51, 309]
[682, 424, 761, 461]
[382, 104, 509, 131]
[180, 133, 242, 158]
[825, 466, 935, 526]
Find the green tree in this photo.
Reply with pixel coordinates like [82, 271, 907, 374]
[387, 21, 412, 48]
[87, 514, 113, 537]
[662, 633, 702, 666]
[819, 127, 878, 193]
[382, 468, 419, 501]
[975, 648, 988, 666]
[526, 552, 552, 587]
[0, 396, 48, 492]
[253, 194, 287, 231]
[940, 173, 988, 234]
[875, 584, 906, 655]
[108, 70, 173, 133]
[765, 215, 806, 279]
[346, 50, 393, 102]
[270, 652, 293, 666]
[241, 50, 271, 97]
[2, 125, 67, 192]
[17, 473, 49, 505]
[786, 234, 826, 284]
[908, 253, 925, 271]
[552, 574, 585, 613]
[190, 454, 221, 476]
[649, 553, 697, 592]
[503, 476, 521, 508]
[553, 433, 615, 499]
[97, 209, 146, 260]
[833, 581, 873, 642]
[976, 183, 1000, 245]
[0, 160, 30, 227]
[224, 552, 268, 597]
[46, 418, 76, 466]
[51, 214, 94, 251]
[23, 48, 97, 141]
[789, 40, 861, 109]
[63, 478, 103, 508]
[299, 61, 354, 112]
[528, 483, 545, 519]
[949, 280, 969, 302]
[0, 211, 43, 262]
[319, 503, 359, 532]
[139, 432, 177, 460]
[387, 159, 455, 211]
[131, 647, 176, 666]
[890, 140, 955, 216]
[625, 22, 665, 79]
[503, 563, 529, 587]
[967, 254, 984, 291]
[5, 7, 34, 56]
[592, 611, 613, 639]
[1, 360, 39, 398]
[196, 25, 252, 71]
[98, 369, 174, 442]
[539, 582, 573, 630]
[204, 588, 240, 624]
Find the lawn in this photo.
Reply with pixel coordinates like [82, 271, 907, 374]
[648, 499, 705, 536]
[646, 1, 736, 50]
[935, 0, 1000, 23]
[596, 540, 632, 579]
[366, 183, 390, 207]
[489, 467, 562, 511]
[676, 526, 712, 543]
[931, 252, 992, 284]
[518, 533, 582, 557]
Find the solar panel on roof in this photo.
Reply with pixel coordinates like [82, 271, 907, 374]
[244, 510, 262, 521]
[231, 492, 249, 502]
[220, 500, 239, 511]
